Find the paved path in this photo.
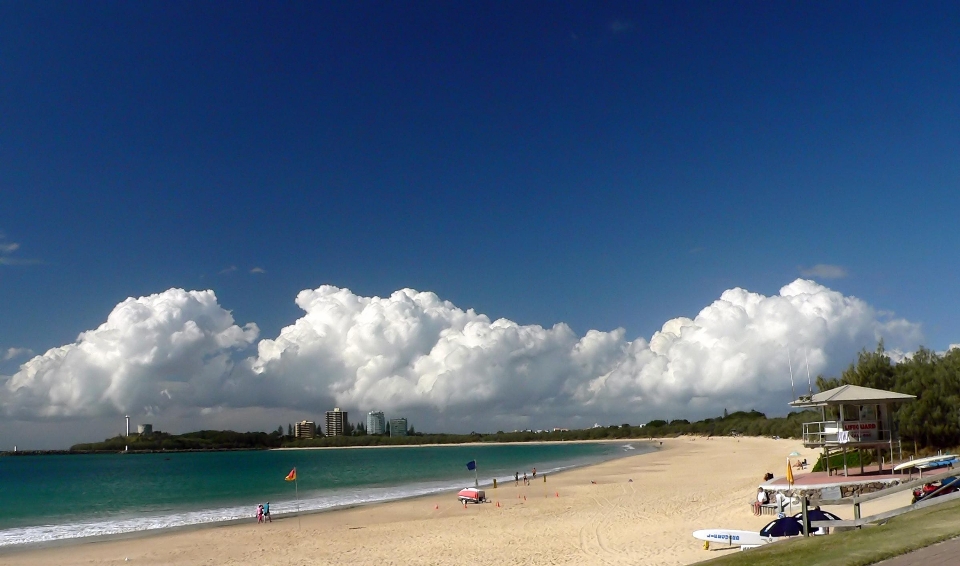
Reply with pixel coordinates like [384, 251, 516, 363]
[873, 537, 960, 566]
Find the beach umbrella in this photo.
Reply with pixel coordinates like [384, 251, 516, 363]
[794, 509, 842, 533]
[759, 517, 804, 538]
[793, 509, 842, 524]
[786, 458, 795, 486]
[788, 451, 801, 457]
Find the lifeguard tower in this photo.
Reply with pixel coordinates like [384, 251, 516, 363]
[790, 384, 916, 476]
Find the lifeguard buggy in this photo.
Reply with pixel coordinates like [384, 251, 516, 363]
[457, 487, 486, 504]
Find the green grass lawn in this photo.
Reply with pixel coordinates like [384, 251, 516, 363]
[697, 499, 960, 566]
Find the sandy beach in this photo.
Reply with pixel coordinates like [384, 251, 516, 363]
[2, 436, 913, 566]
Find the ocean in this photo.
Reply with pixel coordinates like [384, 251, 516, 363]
[0, 441, 647, 547]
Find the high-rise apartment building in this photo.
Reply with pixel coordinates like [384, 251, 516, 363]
[366, 411, 385, 435]
[295, 420, 317, 439]
[325, 407, 348, 436]
[389, 417, 408, 437]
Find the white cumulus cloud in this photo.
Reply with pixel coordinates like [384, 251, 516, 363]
[247, 280, 921, 430]
[0, 280, 923, 433]
[1, 289, 258, 418]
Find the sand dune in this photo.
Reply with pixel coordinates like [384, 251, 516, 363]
[5, 436, 877, 566]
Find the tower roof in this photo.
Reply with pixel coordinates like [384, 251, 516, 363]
[789, 384, 916, 407]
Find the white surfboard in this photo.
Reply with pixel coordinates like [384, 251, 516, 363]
[692, 529, 773, 547]
[894, 454, 959, 472]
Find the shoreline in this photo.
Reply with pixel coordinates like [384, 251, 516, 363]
[4, 436, 883, 566]
[1, 440, 646, 554]
[273, 437, 651, 450]
[0, 437, 655, 457]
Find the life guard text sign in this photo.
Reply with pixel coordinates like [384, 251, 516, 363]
[843, 421, 878, 441]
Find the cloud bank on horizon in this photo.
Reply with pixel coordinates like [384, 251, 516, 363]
[0, 280, 922, 432]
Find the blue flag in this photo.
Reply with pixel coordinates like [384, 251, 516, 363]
[466, 460, 477, 471]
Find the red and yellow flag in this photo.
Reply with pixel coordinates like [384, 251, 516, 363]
[285, 468, 297, 482]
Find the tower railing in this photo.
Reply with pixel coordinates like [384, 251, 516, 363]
[801, 420, 895, 446]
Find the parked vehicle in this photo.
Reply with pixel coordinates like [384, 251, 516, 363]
[457, 488, 486, 504]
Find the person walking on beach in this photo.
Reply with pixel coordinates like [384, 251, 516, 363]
[532, 468, 537, 480]
[263, 501, 272, 522]
[257, 503, 264, 523]
[515, 471, 519, 486]
[523, 472, 528, 486]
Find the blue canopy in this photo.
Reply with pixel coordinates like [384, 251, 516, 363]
[759, 517, 804, 538]
[793, 509, 842, 528]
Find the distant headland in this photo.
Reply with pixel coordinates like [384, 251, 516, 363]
[1, 409, 814, 455]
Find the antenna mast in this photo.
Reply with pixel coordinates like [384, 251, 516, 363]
[804, 350, 813, 396]
[787, 348, 796, 401]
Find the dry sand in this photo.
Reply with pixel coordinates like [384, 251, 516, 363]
[2, 436, 912, 566]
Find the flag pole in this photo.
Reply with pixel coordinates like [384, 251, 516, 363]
[295, 468, 301, 530]
[474, 459, 478, 487]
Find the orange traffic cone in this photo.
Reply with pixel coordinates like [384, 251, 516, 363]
[496, 501, 501, 507]
[434, 505, 439, 510]
[555, 492, 559, 497]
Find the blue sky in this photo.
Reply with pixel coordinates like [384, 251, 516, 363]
[2, 2, 959, 447]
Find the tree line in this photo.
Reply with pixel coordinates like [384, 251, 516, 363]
[69, 411, 815, 452]
[70, 429, 284, 451]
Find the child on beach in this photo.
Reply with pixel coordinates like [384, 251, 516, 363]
[257, 504, 264, 523]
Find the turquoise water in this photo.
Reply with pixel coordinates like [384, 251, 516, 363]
[0, 442, 647, 546]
